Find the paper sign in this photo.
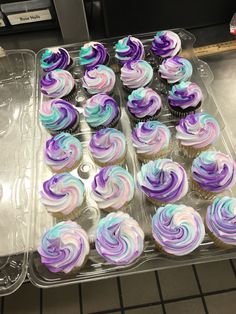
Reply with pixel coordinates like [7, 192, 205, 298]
[0, 19, 5, 27]
[7, 9, 52, 25]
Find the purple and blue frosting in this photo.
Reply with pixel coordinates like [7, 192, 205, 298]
[151, 30, 181, 58]
[79, 41, 109, 69]
[40, 48, 72, 72]
[115, 35, 145, 65]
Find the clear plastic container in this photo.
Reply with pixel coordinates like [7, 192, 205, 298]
[28, 29, 236, 288]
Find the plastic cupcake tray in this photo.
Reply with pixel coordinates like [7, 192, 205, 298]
[0, 29, 235, 295]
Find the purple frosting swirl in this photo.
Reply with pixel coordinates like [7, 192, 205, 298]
[79, 41, 108, 69]
[151, 30, 181, 58]
[115, 35, 145, 65]
[40, 48, 71, 72]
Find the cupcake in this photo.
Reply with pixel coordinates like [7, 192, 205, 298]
[206, 197, 236, 248]
[40, 47, 73, 72]
[191, 151, 236, 199]
[151, 30, 181, 58]
[39, 99, 79, 134]
[115, 35, 145, 65]
[89, 128, 127, 166]
[44, 132, 83, 173]
[40, 172, 85, 219]
[176, 113, 220, 158]
[168, 81, 202, 117]
[132, 121, 171, 162]
[95, 211, 144, 265]
[91, 166, 135, 212]
[38, 221, 89, 273]
[120, 60, 153, 91]
[40, 69, 76, 101]
[82, 64, 116, 95]
[152, 204, 205, 256]
[79, 41, 109, 69]
[84, 93, 120, 130]
[159, 56, 193, 84]
[127, 87, 162, 122]
[137, 159, 188, 205]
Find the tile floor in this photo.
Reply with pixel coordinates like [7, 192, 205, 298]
[1, 259, 235, 314]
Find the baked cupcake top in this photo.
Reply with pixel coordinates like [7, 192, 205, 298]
[168, 81, 203, 109]
[151, 30, 181, 58]
[40, 173, 85, 216]
[152, 204, 205, 256]
[115, 35, 145, 65]
[79, 41, 108, 69]
[40, 48, 71, 72]
[89, 128, 126, 165]
[192, 151, 236, 193]
[206, 197, 236, 246]
[84, 93, 120, 129]
[127, 87, 162, 119]
[40, 69, 75, 99]
[132, 121, 171, 156]
[91, 166, 135, 210]
[95, 211, 144, 265]
[137, 159, 188, 203]
[44, 132, 83, 172]
[38, 221, 89, 273]
[40, 99, 78, 133]
[159, 56, 193, 84]
[120, 60, 153, 89]
[176, 113, 220, 148]
[82, 65, 116, 94]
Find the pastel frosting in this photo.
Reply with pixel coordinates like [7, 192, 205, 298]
[192, 151, 236, 193]
[95, 211, 144, 265]
[115, 35, 145, 65]
[40, 173, 85, 216]
[137, 159, 188, 203]
[38, 221, 89, 273]
[206, 197, 236, 246]
[44, 132, 83, 172]
[40, 69, 75, 98]
[120, 60, 153, 89]
[79, 41, 108, 69]
[84, 93, 120, 128]
[91, 166, 135, 210]
[127, 87, 162, 119]
[89, 128, 126, 165]
[159, 56, 193, 84]
[82, 65, 115, 94]
[176, 113, 220, 148]
[168, 81, 203, 109]
[40, 48, 71, 72]
[151, 30, 181, 58]
[152, 204, 205, 256]
[132, 121, 171, 157]
[40, 99, 78, 133]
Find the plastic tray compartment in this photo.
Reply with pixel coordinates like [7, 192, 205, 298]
[0, 49, 36, 295]
[29, 29, 236, 288]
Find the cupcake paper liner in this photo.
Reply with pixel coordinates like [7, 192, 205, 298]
[179, 143, 212, 159]
[190, 176, 217, 200]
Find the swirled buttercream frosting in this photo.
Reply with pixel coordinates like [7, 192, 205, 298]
[206, 197, 236, 246]
[38, 221, 89, 273]
[40, 69, 75, 99]
[89, 128, 126, 166]
[137, 159, 188, 203]
[159, 56, 193, 84]
[40, 99, 79, 133]
[115, 35, 145, 65]
[95, 211, 144, 265]
[127, 87, 162, 119]
[191, 151, 236, 193]
[40, 48, 72, 72]
[44, 132, 83, 172]
[132, 121, 171, 159]
[176, 113, 220, 149]
[79, 41, 108, 69]
[151, 30, 181, 58]
[84, 93, 120, 129]
[91, 166, 135, 211]
[82, 65, 115, 94]
[152, 204, 205, 255]
[120, 60, 153, 89]
[40, 173, 85, 216]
